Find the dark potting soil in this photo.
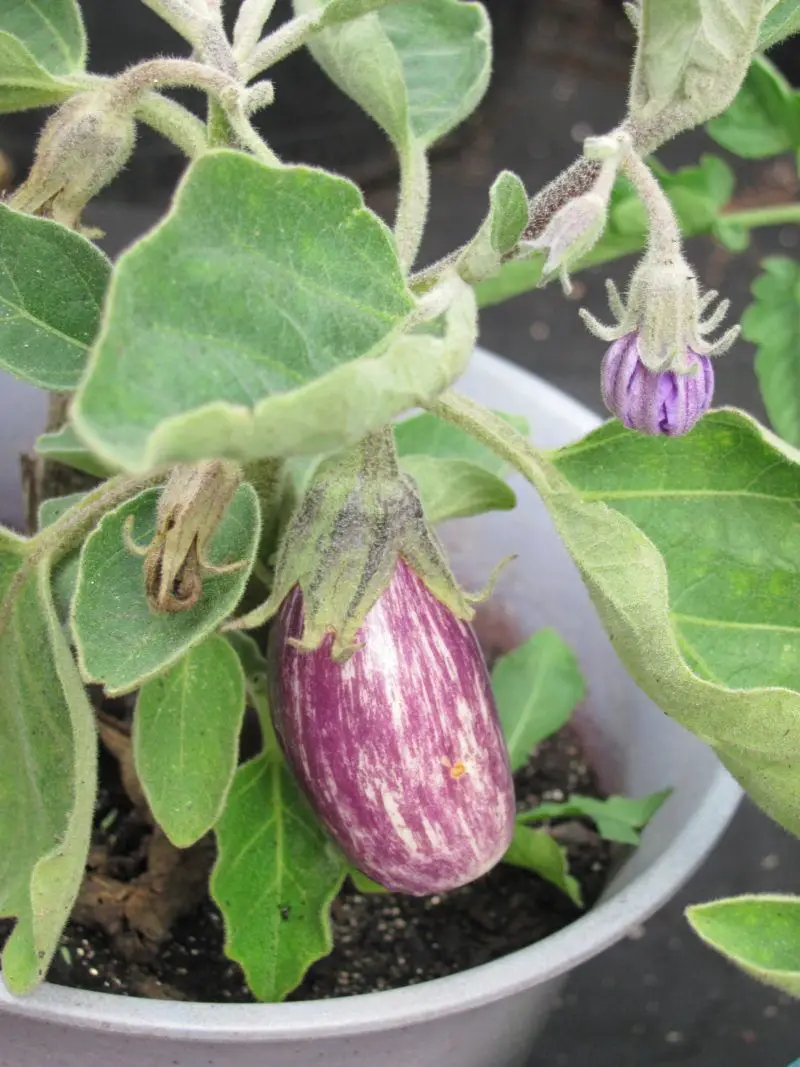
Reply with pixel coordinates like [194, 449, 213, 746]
[0, 721, 616, 1003]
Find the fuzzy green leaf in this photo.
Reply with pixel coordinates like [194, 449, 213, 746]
[71, 152, 460, 472]
[295, 0, 491, 152]
[492, 629, 586, 771]
[758, 0, 800, 50]
[71, 483, 260, 696]
[211, 754, 346, 1002]
[519, 790, 671, 845]
[0, 533, 97, 993]
[503, 825, 582, 907]
[36, 426, 113, 478]
[37, 492, 86, 529]
[713, 218, 751, 252]
[0, 0, 85, 76]
[707, 56, 797, 158]
[401, 454, 515, 525]
[0, 205, 110, 389]
[0, 32, 72, 112]
[432, 397, 800, 838]
[458, 171, 529, 283]
[134, 636, 246, 847]
[687, 894, 800, 996]
[395, 407, 529, 524]
[629, 0, 763, 132]
[317, 0, 397, 24]
[741, 257, 800, 447]
[551, 412, 800, 832]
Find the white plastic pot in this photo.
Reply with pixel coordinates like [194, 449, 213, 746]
[0, 375, 48, 529]
[0, 350, 741, 1067]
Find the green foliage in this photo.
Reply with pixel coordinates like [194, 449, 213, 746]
[211, 754, 346, 1002]
[758, 0, 800, 50]
[72, 153, 483, 472]
[2, 0, 793, 1006]
[0, 205, 110, 388]
[401, 455, 515, 525]
[0, 33, 73, 113]
[134, 636, 246, 848]
[35, 426, 112, 479]
[38, 492, 87, 529]
[492, 629, 586, 772]
[707, 56, 799, 158]
[629, 0, 763, 133]
[550, 414, 800, 834]
[433, 398, 800, 839]
[0, 534, 96, 993]
[741, 257, 800, 447]
[71, 484, 260, 695]
[295, 0, 491, 153]
[458, 171, 529, 284]
[0, 0, 85, 75]
[0, 0, 85, 112]
[503, 825, 582, 907]
[317, 0, 398, 25]
[519, 789, 671, 846]
[394, 407, 528, 524]
[687, 895, 800, 996]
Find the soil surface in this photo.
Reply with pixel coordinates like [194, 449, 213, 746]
[0, 719, 614, 1003]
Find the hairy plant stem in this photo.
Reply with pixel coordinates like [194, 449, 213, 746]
[395, 141, 430, 275]
[140, 0, 237, 75]
[104, 59, 279, 165]
[141, 0, 208, 41]
[428, 391, 557, 495]
[134, 92, 207, 158]
[111, 59, 237, 106]
[233, 0, 280, 63]
[243, 11, 320, 80]
[721, 202, 800, 229]
[620, 144, 683, 264]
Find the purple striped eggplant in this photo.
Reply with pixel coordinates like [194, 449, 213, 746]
[268, 559, 515, 895]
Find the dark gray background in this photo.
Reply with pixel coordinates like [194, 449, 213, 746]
[1, 1, 798, 1063]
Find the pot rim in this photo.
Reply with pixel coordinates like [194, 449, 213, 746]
[0, 351, 743, 1041]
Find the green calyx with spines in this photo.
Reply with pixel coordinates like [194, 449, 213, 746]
[228, 427, 477, 659]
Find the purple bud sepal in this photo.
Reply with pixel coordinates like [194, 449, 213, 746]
[601, 332, 714, 437]
[227, 427, 486, 659]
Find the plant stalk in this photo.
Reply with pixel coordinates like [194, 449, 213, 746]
[395, 141, 430, 275]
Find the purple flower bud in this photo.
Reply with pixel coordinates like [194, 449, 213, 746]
[601, 332, 714, 436]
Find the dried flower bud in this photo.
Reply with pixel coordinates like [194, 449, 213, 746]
[124, 461, 245, 613]
[601, 331, 713, 436]
[10, 92, 136, 230]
